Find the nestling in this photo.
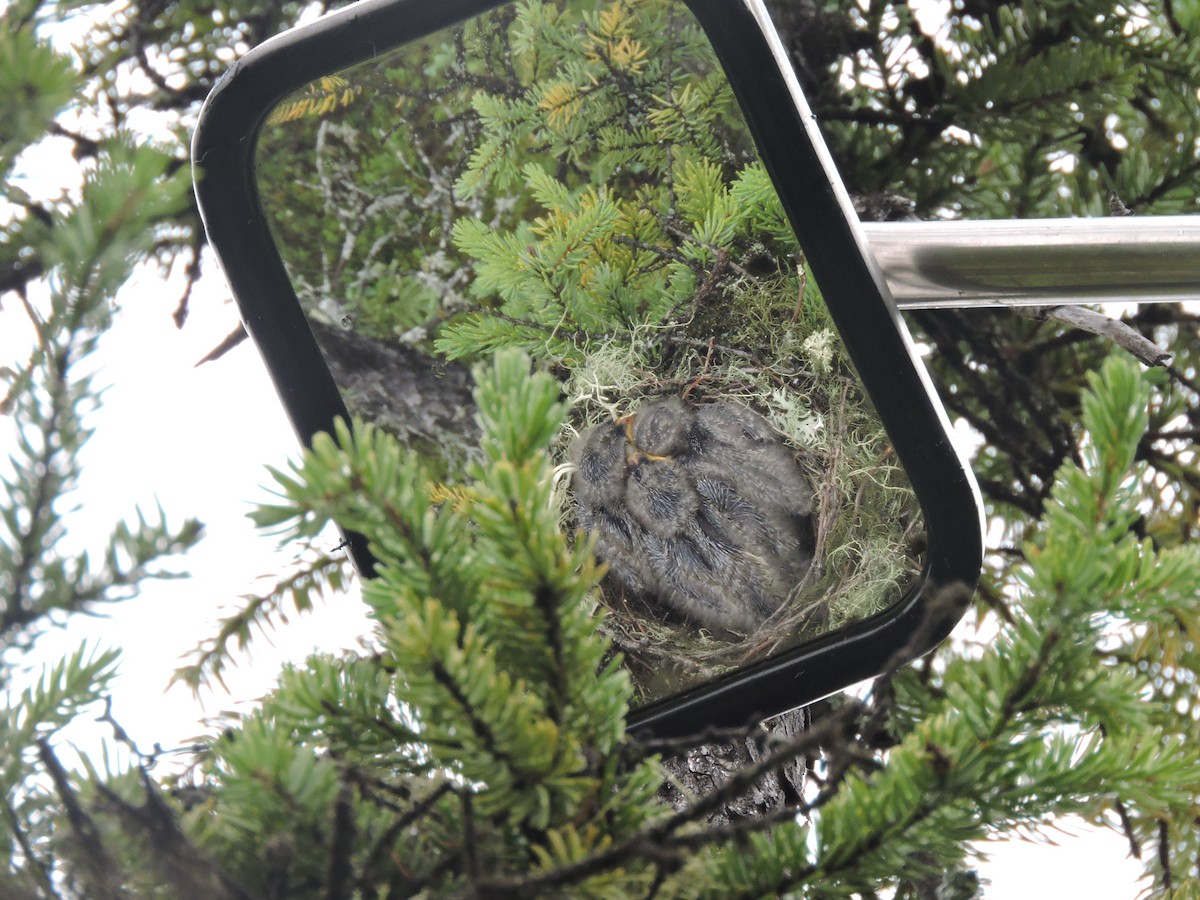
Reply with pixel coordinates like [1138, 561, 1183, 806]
[571, 397, 816, 635]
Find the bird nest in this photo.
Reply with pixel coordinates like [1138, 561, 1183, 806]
[555, 272, 925, 705]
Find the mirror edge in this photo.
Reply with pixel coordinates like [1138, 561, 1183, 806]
[191, 0, 985, 739]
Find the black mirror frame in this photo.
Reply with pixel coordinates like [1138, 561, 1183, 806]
[192, 0, 984, 740]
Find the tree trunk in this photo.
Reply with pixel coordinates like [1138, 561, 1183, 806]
[657, 707, 808, 825]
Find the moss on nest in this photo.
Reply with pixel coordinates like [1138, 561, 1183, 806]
[557, 267, 924, 704]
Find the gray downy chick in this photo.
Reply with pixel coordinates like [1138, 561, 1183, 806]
[624, 397, 691, 458]
[572, 397, 816, 636]
[688, 402, 815, 587]
[628, 398, 812, 518]
[624, 455, 775, 633]
[570, 420, 642, 587]
[628, 398, 813, 557]
[690, 402, 813, 522]
[572, 419, 628, 514]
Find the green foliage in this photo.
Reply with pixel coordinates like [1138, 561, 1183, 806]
[429, 0, 793, 363]
[47, 140, 194, 301]
[150, 353, 1200, 898]
[0, 9, 204, 895]
[171, 550, 349, 693]
[257, 0, 793, 357]
[791, 0, 1200, 531]
[699, 356, 1200, 895]
[256, 1, 922, 700]
[814, 0, 1200, 219]
[1, 136, 201, 656]
[0, 21, 78, 174]
[0, 645, 122, 898]
[1, 645, 121, 794]
[187, 350, 665, 895]
[6, 0, 1200, 896]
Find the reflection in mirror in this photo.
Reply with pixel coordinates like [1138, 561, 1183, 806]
[255, 0, 924, 706]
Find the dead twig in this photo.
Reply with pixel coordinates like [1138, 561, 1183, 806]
[1013, 305, 1171, 368]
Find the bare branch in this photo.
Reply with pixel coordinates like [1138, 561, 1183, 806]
[1013, 305, 1172, 368]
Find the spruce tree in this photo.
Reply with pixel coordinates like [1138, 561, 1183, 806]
[3, 0, 1199, 895]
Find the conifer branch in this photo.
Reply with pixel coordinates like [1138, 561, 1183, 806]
[1, 794, 59, 900]
[37, 740, 125, 900]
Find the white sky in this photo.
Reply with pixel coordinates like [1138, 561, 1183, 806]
[2, 257, 372, 752]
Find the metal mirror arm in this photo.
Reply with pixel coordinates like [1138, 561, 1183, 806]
[864, 216, 1200, 310]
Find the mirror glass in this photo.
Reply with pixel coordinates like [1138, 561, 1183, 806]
[254, 0, 924, 708]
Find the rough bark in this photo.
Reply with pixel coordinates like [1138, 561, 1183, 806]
[657, 707, 808, 826]
[309, 321, 479, 465]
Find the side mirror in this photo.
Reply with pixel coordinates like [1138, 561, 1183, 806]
[192, 0, 984, 738]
